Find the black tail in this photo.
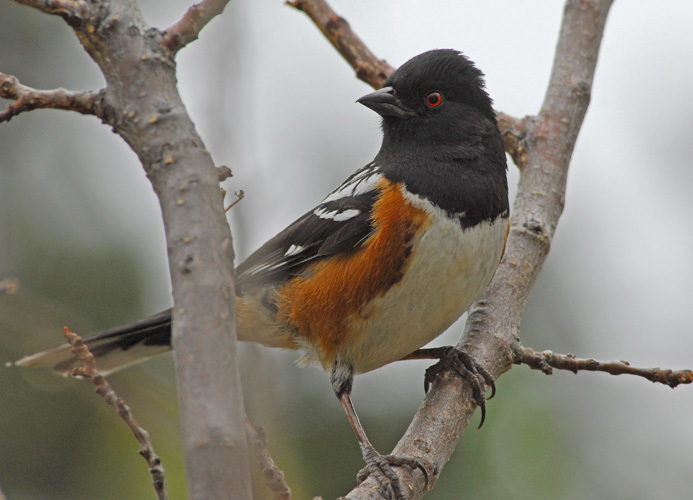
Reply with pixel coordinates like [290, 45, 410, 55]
[12, 309, 173, 376]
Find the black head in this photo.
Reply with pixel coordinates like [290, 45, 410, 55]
[357, 49, 498, 151]
[357, 50, 508, 223]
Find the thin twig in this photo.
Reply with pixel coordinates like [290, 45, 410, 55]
[286, 0, 394, 89]
[246, 419, 292, 500]
[225, 190, 244, 212]
[63, 328, 168, 500]
[0, 73, 101, 123]
[516, 346, 693, 388]
[162, 0, 232, 53]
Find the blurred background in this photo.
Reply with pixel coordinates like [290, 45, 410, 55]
[1, 1, 692, 498]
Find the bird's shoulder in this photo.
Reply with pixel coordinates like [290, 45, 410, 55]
[236, 162, 386, 293]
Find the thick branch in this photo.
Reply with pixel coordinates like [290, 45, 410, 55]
[162, 0, 232, 53]
[287, 0, 394, 88]
[0, 73, 102, 123]
[52, 2, 253, 498]
[63, 328, 167, 500]
[517, 346, 693, 388]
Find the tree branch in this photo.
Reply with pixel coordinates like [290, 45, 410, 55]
[162, 0, 232, 53]
[63, 328, 167, 500]
[4, 1, 253, 498]
[0, 73, 102, 123]
[246, 419, 292, 500]
[516, 346, 693, 388]
[287, 0, 394, 89]
[496, 112, 529, 170]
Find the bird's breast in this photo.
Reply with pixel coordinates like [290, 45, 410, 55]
[284, 183, 508, 373]
[342, 191, 508, 374]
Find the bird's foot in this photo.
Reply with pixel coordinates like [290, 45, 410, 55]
[356, 447, 432, 500]
[424, 346, 495, 428]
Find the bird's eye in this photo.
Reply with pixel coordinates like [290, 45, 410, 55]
[425, 92, 443, 108]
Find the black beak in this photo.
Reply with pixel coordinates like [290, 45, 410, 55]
[357, 86, 416, 119]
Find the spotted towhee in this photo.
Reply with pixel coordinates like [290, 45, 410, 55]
[15, 49, 509, 499]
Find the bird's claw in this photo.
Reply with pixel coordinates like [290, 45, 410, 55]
[424, 346, 495, 428]
[357, 449, 433, 499]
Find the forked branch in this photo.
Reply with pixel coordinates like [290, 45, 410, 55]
[162, 0, 232, 53]
[287, 0, 394, 89]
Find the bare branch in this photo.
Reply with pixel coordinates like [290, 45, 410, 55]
[162, 0, 232, 53]
[246, 419, 292, 500]
[224, 190, 245, 212]
[0, 73, 102, 123]
[517, 347, 693, 388]
[287, 0, 394, 89]
[496, 112, 529, 169]
[12, 0, 89, 19]
[217, 165, 233, 181]
[5, 1, 251, 497]
[63, 328, 167, 500]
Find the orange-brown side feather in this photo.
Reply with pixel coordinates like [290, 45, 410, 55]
[275, 179, 431, 367]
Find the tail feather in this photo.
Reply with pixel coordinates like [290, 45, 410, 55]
[12, 309, 173, 376]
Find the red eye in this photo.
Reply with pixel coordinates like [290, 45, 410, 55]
[426, 92, 443, 108]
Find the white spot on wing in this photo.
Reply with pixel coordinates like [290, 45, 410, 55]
[322, 163, 382, 204]
[285, 244, 305, 257]
[314, 207, 360, 222]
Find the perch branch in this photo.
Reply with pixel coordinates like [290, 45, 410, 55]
[63, 328, 167, 500]
[517, 347, 693, 388]
[0, 73, 102, 123]
[162, 0, 232, 53]
[287, 0, 394, 88]
[246, 419, 292, 500]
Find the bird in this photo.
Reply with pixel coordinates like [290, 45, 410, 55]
[14, 49, 509, 499]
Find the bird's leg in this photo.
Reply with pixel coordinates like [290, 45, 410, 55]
[402, 346, 495, 428]
[331, 360, 429, 500]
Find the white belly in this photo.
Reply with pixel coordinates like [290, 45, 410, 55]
[343, 195, 508, 374]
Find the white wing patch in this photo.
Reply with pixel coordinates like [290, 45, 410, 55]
[321, 163, 382, 204]
[284, 244, 305, 257]
[314, 207, 360, 221]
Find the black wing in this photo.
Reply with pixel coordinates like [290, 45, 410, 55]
[236, 163, 383, 294]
